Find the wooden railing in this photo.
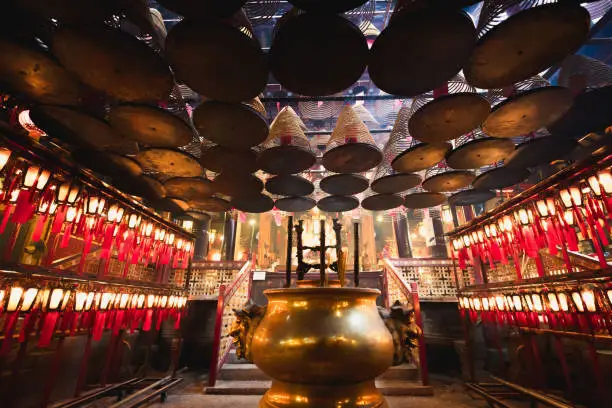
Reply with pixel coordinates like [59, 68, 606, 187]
[389, 257, 472, 301]
[208, 261, 253, 387]
[382, 258, 430, 386]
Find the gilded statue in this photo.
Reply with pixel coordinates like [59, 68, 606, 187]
[229, 300, 267, 362]
[378, 301, 422, 366]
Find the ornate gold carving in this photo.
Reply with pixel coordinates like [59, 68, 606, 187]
[229, 300, 266, 362]
[379, 301, 422, 366]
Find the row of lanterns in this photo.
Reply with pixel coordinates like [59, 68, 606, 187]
[0, 146, 194, 272]
[451, 168, 612, 278]
[458, 284, 612, 334]
[0, 278, 188, 355]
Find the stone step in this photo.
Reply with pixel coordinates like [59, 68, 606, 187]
[218, 363, 271, 381]
[205, 380, 433, 397]
[226, 349, 251, 364]
[376, 363, 419, 381]
[205, 381, 269, 395]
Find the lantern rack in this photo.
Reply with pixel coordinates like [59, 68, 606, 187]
[0, 130, 195, 240]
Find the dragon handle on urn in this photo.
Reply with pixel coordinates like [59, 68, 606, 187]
[378, 300, 422, 366]
[229, 301, 267, 362]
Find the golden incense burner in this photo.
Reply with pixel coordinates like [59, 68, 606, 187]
[245, 287, 394, 408]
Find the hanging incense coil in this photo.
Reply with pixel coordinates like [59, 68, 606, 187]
[187, 196, 229, 213]
[408, 77, 490, 143]
[448, 189, 495, 206]
[186, 208, 211, 221]
[157, 0, 247, 18]
[422, 163, 475, 193]
[275, 196, 316, 213]
[266, 175, 315, 197]
[166, 20, 267, 102]
[558, 55, 612, 92]
[361, 191, 404, 212]
[386, 106, 451, 173]
[213, 173, 264, 198]
[270, 13, 368, 96]
[320, 173, 369, 196]
[322, 105, 382, 173]
[30, 106, 132, 152]
[298, 99, 344, 121]
[548, 85, 612, 138]
[445, 129, 515, 170]
[504, 134, 578, 169]
[151, 197, 189, 213]
[287, 0, 368, 13]
[200, 143, 259, 174]
[135, 148, 202, 178]
[232, 194, 275, 214]
[371, 130, 422, 195]
[465, 2, 590, 89]
[193, 101, 269, 149]
[482, 86, 574, 138]
[72, 149, 143, 178]
[0, 38, 81, 105]
[403, 191, 447, 209]
[114, 175, 166, 201]
[108, 104, 193, 148]
[258, 106, 316, 175]
[163, 177, 215, 202]
[52, 24, 173, 103]
[369, 8, 476, 97]
[317, 195, 359, 213]
[472, 166, 531, 190]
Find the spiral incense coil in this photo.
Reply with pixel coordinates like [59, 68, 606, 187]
[369, 8, 476, 97]
[109, 104, 193, 148]
[193, 101, 269, 149]
[360, 190, 404, 212]
[135, 148, 203, 178]
[157, 0, 247, 20]
[387, 106, 451, 173]
[473, 166, 531, 190]
[0, 37, 81, 106]
[322, 105, 382, 174]
[275, 196, 317, 213]
[270, 13, 368, 96]
[232, 194, 275, 214]
[504, 134, 578, 169]
[287, 0, 368, 13]
[163, 177, 215, 202]
[166, 20, 267, 103]
[445, 128, 516, 170]
[548, 85, 612, 138]
[466, 1, 590, 89]
[30, 105, 134, 153]
[52, 24, 173, 103]
[317, 195, 360, 213]
[258, 106, 316, 175]
[422, 162, 475, 193]
[403, 191, 447, 209]
[482, 86, 573, 138]
[448, 189, 496, 206]
[371, 125, 422, 195]
[189, 196, 231, 213]
[200, 143, 259, 174]
[320, 173, 369, 196]
[266, 175, 315, 197]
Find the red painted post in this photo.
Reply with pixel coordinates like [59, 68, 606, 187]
[410, 282, 429, 386]
[382, 264, 390, 308]
[208, 285, 226, 387]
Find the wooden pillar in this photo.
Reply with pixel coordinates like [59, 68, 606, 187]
[285, 216, 293, 288]
[320, 219, 326, 286]
[354, 222, 360, 287]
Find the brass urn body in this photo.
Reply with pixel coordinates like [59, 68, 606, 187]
[251, 288, 394, 408]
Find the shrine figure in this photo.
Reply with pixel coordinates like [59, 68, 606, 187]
[378, 301, 422, 366]
[229, 300, 267, 362]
